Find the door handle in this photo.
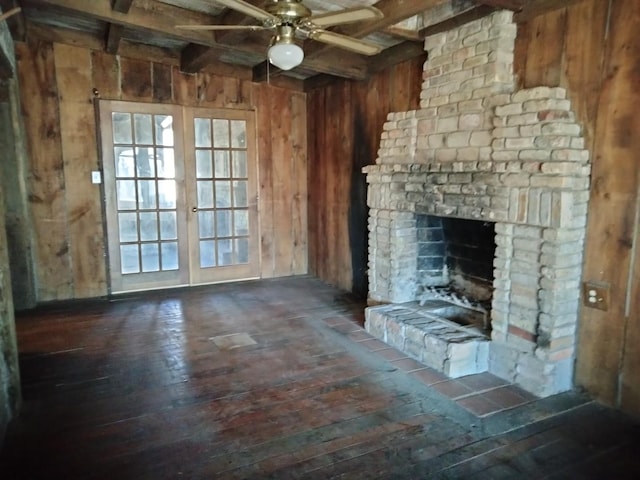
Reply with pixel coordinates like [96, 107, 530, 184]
[192, 207, 197, 212]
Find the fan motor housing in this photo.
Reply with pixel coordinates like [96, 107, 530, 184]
[265, 0, 312, 23]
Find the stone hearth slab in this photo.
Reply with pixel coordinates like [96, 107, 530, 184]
[365, 303, 489, 378]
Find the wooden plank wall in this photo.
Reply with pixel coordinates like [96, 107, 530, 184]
[515, 0, 640, 415]
[16, 40, 307, 301]
[307, 57, 425, 296]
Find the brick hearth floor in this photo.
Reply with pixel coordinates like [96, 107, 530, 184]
[329, 316, 536, 418]
[1, 276, 639, 478]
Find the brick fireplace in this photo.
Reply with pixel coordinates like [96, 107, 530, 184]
[363, 11, 590, 397]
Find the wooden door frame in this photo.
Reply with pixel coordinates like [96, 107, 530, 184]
[98, 100, 261, 294]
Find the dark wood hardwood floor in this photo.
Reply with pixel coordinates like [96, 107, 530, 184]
[1, 276, 639, 479]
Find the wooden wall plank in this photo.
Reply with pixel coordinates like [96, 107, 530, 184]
[53, 43, 107, 298]
[290, 91, 308, 275]
[253, 83, 275, 278]
[560, 0, 609, 150]
[307, 57, 424, 294]
[514, 0, 640, 413]
[338, 81, 353, 290]
[16, 41, 73, 301]
[172, 67, 196, 106]
[577, 0, 640, 409]
[152, 62, 172, 103]
[271, 87, 295, 277]
[90, 50, 120, 99]
[324, 84, 340, 285]
[306, 87, 323, 282]
[17, 39, 307, 300]
[520, 7, 567, 88]
[196, 72, 223, 107]
[120, 57, 152, 102]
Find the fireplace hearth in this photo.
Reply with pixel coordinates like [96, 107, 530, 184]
[363, 10, 591, 397]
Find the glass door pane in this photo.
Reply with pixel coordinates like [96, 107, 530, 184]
[184, 108, 259, 284]
[100, 101, 188, 293]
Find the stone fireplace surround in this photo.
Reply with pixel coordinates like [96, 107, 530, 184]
[363, 11, 591, 397]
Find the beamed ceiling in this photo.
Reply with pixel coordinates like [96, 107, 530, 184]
[0, 0, 582, 89]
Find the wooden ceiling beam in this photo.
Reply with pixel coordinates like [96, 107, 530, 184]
[367, 40, 427, 74]
[471, 0, 525, 10]
[105, 23, 125, 54]
[419, 4, 496, 37]
[515, 0, 589, 22]
[26, 0, 228, 46]
[383, 26, 423, 42]
[28, 0, 370, 80]
[112, 0, 134, 14]
[181, 44, 220, 73]
[25, 19, 182, 65]
[24, 19, 261, 81]
[303, 0, 450, 58]
[105, 0, 133, 54]
[472, 0, 590, 21]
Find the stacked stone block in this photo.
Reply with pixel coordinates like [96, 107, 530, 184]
[367, 209, 418, 303]
[416, 215, 447, 287]
[363, 10, 592, 397]
[365, 304, 489, 378]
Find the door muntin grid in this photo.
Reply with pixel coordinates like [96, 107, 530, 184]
[111, 112, 179, 274]
[194, 117, 250, 268]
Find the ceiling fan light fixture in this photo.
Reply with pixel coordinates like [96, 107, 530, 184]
[268, 25, 304, 71]
[268, 42, 304, 70]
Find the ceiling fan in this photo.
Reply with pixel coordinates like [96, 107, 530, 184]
[176, 0, 384, 71]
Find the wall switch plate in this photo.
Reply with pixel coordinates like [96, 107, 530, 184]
[582, 281, 609, 311]
[91, 170, 102, 184]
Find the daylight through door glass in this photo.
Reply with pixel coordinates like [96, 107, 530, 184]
[194, 117, 249, 268]
[112, 112, 179, 274]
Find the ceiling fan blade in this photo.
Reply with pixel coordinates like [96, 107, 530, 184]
[0, 6, 21, 22]
[175, 24, 266, 31]
[306, 7, 383, 28]
[308, 30, 382, 56]
[213, 0, 278, 23]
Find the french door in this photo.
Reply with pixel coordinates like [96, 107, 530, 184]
[99, 101, 259, 293]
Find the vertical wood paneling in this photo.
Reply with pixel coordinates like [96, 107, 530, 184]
[561, 0, 609, 149]
[580, 0, 640, 412]
[172, 67, 196, 106]
[272, 87, 295, 277]
[54, 44, 107, 298]
[16, 41, 73, 301]
[253, 83, 275, 278]
[515, 0, 640, 413]
[307, 57, 424, 294]
[120, 57, 152, 102]
[520, 8, 567, 88]
[307, 87, 323, 282]
[91, 50, 120, 99]
[152, 63, 172, 103]
[339, 82, 354, 289]
[290, 91, 308, 275]
[324, 84, 339, 285]
[17, 41, 307, 300]
[197, 72, 223, 106]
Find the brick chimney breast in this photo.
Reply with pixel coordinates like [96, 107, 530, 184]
[363, 11, 591, 398]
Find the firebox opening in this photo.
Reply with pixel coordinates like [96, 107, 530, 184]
[416, 215, 496, 332]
